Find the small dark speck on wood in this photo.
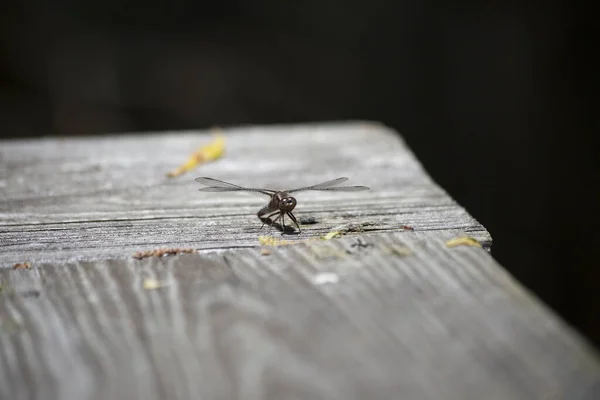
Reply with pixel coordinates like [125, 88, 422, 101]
[299, 216, 317, 224]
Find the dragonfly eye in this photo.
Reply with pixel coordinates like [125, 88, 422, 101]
[280, 197, 297, 211]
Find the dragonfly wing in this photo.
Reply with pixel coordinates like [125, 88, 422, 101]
[287, 177, 348, 193]
[288, 177, 369, 193]
[194, 177, 246, 189]
[194, 177, 275, 197]
[314, 185, 370, 191]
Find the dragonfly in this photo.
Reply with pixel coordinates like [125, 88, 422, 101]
[194, 176, 370, 233]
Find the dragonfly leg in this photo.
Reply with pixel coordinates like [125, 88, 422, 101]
[287, 212, 301, 233]
[260, 211, 280, 229]
[258, 205, 288, 233]
[268, 212, 283, 232]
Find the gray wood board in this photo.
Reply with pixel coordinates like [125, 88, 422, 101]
[1, 231, 599, 400]
[0, 121, 489, 267]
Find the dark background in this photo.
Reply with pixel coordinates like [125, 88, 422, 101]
[1, 2, 597, 346]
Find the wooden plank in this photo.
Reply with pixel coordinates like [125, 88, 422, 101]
[0, 121, 489, 267]
[3, 121, 598, 399]
[1, 231, 599, 400]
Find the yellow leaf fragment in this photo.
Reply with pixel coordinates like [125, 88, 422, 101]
[258, 236, 294, 246]
[167, 131, 225, 178]
[445, 236, 482, 248]
[143, 279, 167, 290]
[320, 231, 343, 240]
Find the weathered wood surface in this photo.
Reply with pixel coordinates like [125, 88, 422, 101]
[0, 121, 489, 267]
[1, 121, 600, 399]
[2, 231, 600, 400]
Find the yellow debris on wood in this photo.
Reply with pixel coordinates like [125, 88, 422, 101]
[257, 236, 295, 246]
[312, 247, 347, 260]
[167, 130, 225, 178]
[383, 245, 413, 257]
[320, 231, 343, 240]
[143, 279, 167, 290]
[445, 236, 482, 248]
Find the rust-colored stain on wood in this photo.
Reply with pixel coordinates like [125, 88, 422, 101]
[12, 262, 31, 270]
[132, 248, 197, 259]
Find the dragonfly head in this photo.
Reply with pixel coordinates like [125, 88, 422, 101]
[279, 196, 297, 212]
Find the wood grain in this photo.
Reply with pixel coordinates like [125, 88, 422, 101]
[0, 121, 489, 267]
[2, 121, 598, 400]
[1, 231, 599, 400]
